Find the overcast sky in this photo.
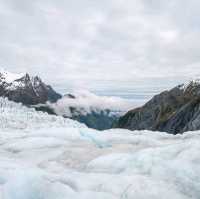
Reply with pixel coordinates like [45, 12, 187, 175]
[0, 0, 200, 93]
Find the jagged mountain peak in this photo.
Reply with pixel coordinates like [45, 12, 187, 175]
[0, 68, 62, 105]
[0, 69, 44, 85]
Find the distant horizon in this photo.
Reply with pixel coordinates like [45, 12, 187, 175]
[0, 66, 193, 103]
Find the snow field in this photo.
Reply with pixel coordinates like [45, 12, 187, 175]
[0, 128, 199, 199]
[0, 97, 199, 198]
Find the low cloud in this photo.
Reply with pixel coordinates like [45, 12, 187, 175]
[51, 90, 136, 117]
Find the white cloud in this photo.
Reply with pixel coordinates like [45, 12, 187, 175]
[51, 90, 136, 117]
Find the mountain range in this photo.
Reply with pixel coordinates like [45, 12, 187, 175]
[0, 69, 124, 130]
[3, 68, 200, 134]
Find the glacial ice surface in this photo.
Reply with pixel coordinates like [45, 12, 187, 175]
[0, 98, 199, 199]
[0, 98, 85, 130]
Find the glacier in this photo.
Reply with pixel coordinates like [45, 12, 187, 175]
[0, 98, 84, 130]
[0, 98, 199, 199]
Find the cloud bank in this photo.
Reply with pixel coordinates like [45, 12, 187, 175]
[51, 90, 136, 117]
[0, 0, 200, 91]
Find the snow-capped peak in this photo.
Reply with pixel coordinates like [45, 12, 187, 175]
[178, 78, 200, 92]
[0, 68, 62, 105]
[0, 68, 25, 83]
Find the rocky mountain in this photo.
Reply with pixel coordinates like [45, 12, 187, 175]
[0, 69, 62, 105]
[116, 79, 200, 134]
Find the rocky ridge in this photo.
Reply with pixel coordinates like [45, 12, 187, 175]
[116, 79, 200, 134]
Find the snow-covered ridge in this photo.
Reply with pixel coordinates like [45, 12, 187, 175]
[0, 97, 85, 130]
[0, 69, 40, 91]
[0, 68, 24, 84]
[178, 78, 200, 91]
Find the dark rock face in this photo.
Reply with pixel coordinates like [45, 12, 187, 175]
[156, 97, 200, 133]
[0, 73, 62, 105]
[64, 94, 76, 99]
[116, 80, 200, 134]
[32, 104, 57, 115]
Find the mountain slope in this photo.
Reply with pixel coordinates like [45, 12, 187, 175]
[116, 79, 200, 134]
[0, 69, 61, 105]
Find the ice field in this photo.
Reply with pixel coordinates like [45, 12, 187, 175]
[0, 98, 199, 199]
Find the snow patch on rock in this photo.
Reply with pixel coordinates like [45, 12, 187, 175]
[0, 68, 24, 84]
